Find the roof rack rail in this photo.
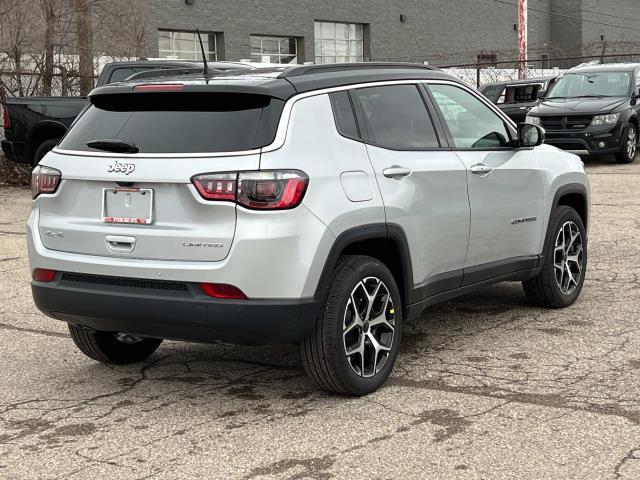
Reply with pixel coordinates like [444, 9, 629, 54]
[279, 62, 438, 78]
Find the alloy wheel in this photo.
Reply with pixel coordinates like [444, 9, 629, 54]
[343, 277, 396, 377]
[554, 221, 584, 295]
[628, 127, 637, 159]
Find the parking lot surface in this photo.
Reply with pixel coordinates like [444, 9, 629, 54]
[1, 158, 639, 480]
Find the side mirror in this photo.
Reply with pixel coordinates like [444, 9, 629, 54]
[536, 90, 547, 100]
[518, 123, 545, 148]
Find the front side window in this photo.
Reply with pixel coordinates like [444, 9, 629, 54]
[251, 36, 298, 64]
[428, 84, 511, 149]
[314, 21, 364, 64]
[547, 72, 631, 98]
[352, 85, 439, 149]
[158, 30, 216, 61]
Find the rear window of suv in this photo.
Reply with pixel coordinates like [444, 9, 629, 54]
[59, 92, 284, 153]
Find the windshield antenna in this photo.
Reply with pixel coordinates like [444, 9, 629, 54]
[196, 29, 210, 78]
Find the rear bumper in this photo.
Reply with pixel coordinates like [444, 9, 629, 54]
[1, 140, 27, 163]
[544, 124, 624, 155]
[32, 274, 321, 345]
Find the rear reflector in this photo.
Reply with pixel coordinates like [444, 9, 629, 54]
[200, 283, 247, 299]
[133, 84, 184, 92]
[33, 268, 56, 282]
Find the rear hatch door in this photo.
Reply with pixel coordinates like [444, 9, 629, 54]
[37, 90, 283, 262]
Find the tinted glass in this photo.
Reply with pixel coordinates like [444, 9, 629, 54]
[353, 85, 439, 149]
[481, 84, 505, 103]
[547, 72, 631, 98]
[429, 84, 511, 149]
[329, 91, 359, 139]
[59, 93, 284, 153]
[108, 67, 153, 84]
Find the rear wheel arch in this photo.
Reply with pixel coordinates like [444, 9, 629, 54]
[27, 122, 67, 164]
[314, 224, 413, 314]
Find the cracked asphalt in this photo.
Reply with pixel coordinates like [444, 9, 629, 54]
[1, 157, 639, 479]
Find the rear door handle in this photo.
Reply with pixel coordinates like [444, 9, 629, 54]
[383, 166, 412, 178]
[470, 164, 494, 176]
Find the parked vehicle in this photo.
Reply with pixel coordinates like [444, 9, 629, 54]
[1, 60, 253, 166]
[526, 63, 640, 163]
[28, 63, 589, 395]
[479, 76, 558, 123]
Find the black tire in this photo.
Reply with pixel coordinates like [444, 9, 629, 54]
[301, 255, 403, 396]
[615, 123, 637, 164]
[68, 324, 162, 364]
[33, 139, 60, 166]
[523, 206, 587, 308]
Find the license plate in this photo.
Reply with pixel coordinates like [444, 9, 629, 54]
[101, 188, 154, 224]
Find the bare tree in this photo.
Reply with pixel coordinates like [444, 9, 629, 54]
[74, 0, 93, 94]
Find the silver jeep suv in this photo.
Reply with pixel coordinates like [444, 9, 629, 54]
[28, 64, 590, 395]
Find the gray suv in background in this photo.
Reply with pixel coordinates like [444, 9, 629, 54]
[28, 63, 590, 395]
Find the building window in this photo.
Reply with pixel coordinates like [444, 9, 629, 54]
[158, 30, 217, 60]
[314, 21, 363, 64]
[250, 36, 298, 64]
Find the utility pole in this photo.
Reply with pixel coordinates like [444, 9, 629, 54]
[518, 0, 528, 79]
[74, 0, 93, 95]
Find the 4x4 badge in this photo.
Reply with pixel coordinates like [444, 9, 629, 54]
[107, 161, 135, 175]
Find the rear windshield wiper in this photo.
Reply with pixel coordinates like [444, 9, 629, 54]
[86, 139, 139, 154]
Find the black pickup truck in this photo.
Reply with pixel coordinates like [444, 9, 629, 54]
[1, 60, 252, 165]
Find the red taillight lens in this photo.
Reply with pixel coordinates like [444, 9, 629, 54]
[191, 170, 308, 210]
[31, 165, 62, 199]
[192, 173, 237, 201]
[238, 171, 308, 210]
[133, 84, 184, 92]
[32, 268, 56, 282]
[1, 105, 9, 129]
[200, 283, 247, 299]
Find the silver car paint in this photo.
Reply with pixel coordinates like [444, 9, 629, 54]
[29, 79, 589, 302]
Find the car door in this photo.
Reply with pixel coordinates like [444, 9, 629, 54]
[425, 82, 546, 285]
[350, 83, 470, 299]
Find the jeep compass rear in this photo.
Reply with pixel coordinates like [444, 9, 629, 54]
[29, 64, 589, 396]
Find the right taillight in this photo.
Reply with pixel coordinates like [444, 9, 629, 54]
[192, 170, 308, 210]
[31, 165, 62, 199]
[1, 105, 9, 129]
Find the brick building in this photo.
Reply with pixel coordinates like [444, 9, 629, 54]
[145, 0, 640, 66]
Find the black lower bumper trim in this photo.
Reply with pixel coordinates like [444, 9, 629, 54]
[32, 282, 320, 346]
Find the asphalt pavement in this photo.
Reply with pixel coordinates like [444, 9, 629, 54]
[1, 157, 639, 479]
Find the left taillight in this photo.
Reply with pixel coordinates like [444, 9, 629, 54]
[31, 165, 61, 199]
[191, 170, 308, 210]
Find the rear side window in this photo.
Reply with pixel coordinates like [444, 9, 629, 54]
[352, 85, 439, 149]
[329, 91, 359, 139]
[58, 92, 284, 154]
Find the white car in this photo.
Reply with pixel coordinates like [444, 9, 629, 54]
[28, 63, 590, 395]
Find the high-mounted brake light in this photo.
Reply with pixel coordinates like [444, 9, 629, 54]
[31, 165, 61, 199]
[191, 170, 308, 210]
[133, 84, 184, 92]
[200, 283, 247, 300]
[1, 105, 10, 129]
[32, 268, 56, 282]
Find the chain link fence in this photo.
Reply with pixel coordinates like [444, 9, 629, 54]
[439, 53, 640, 88]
